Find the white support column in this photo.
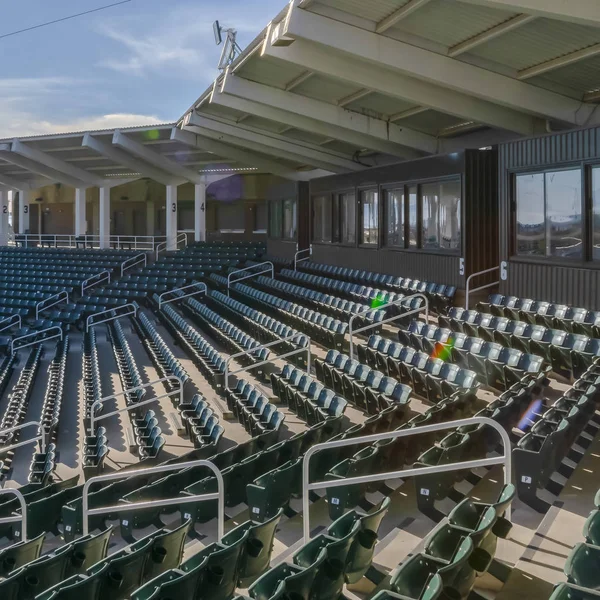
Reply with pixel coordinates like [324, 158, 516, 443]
[0, 191, 8, 246]
[166, 185, 178, 251]
[194, 183, 206, 243]
[146, 201, 155, 236]
[18, 190, 30, 234]
[99, 186, 110, 249]
[75, 188, 87, 237]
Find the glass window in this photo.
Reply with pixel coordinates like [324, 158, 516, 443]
[408, 186, 418, 247]
[269, 200, 282, 238]
[385, 188, 404, 247]
[332, 195, 340, 243]
[516, 169, 582, 259]
[282, 199, 297, 240]
[439, 179, 461, 250]
[421, 182, 440, 249]
[340, 192, 356, 244]
[312, 195, 331, 243]
[593, 167, 600, 260]
[360, 189, 378, 245]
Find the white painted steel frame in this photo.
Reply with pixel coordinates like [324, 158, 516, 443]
[465, 265, 501, 309]
[158, 282, 207, 310]
[227, 261, 274, 296]
[85, 303, 138, 333]
[81, 270, 111, 296]
[348, 293, 429, 360]
[10, 326, 63, 354]
[224, 333, 311, 392]
[0, 421, 47, 455]
[82, 458, 225, 539]
[294, 245, 312, 271]
[0, 314, 21, 333]
[35, 290, 69, 320]
[302, 416, 512, 543]
[0, 489, 28, 541]
[155, 232, 188, 260]
[89, 376, 184, 434]
[120, 253, 147, 276]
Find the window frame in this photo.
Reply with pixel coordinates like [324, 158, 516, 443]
[311, 193, 332, 244]
[358, 187, 379, 247]
[268, 199, 283, 239]
[282, 198, 297, 241]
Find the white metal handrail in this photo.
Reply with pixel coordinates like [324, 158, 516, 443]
[465, 264, 506, 309]
[82, 458, 225, 539]
[155, 232, 187, 259]
[81, 270, 111, 296]
[35, 290, 69, 320]
[120, 253, 147, 276]
[223, 333, 311, 392]
[294, 245, 312, 271]
[0, 314, 21, 333]
[11, 234, 163, 251]
[0, 489, 28, 541]
[88, 376, 184, 435]
[302, 416, 512, 543]
[348, 293, 429, 360]
[85, 303, 138, 333]
[158, 282, 207, 310]
[0, 421, 47, 455]
[227, 261, 274, 296]
[10, 326, 63, 354]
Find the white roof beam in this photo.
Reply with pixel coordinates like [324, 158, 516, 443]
[280, 7, 599, 127]
[185, 112, 365, 172]
[0, 173, 43, 190]
[337, 88, 371, 107]
[448, 14, 536, 57]
[459, 0, 600, 27]
[285, 70, 314, 91]
[170, 127, 327, 181]
[83, 134, 181, 186]
[376, 0, 434, 34]
[112, 131, 204, 185]
[262, 37, 538, 135]
[584, 90, 600, 103]
[518, 43, 600, 79]
[217, 72, 435, 156]
[10, 139, 99, 186]
[390, 106, 429, 121]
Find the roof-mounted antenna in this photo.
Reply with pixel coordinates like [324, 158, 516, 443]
[213, 20, 242, 71]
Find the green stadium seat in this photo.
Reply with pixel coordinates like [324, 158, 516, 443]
[0, 531, 45, 576]
[550, 583, 600, 600]
[565, 543, 600, 590]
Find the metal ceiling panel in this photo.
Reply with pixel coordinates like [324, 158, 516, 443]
[530, 55, 600, 96]
[235, 54, 306, 90]
[398, 110, 466, 135]
[292, 73, 362, 103]
[344, 92, 415, 119]
[312, 0, 413, 24]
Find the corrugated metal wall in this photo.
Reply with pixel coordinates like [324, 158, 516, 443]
[498, 126, 600, 309]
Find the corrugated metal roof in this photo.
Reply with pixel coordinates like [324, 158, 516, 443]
[398, 110, 466, 135]
[313, 0, 412, 24]
[292, 74, 362, 103]
[389, 0, 517, 49]
[531, 55, 600, 96]
[345, 93, 415, 120]
[471, 18, 600, 72]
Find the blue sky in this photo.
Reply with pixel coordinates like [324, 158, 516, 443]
[0, 0, 283, 137]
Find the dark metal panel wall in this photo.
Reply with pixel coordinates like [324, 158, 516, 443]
[498, 126, 600, 307]
[311, 244, 462, 287]
[267, 239, 297, 259]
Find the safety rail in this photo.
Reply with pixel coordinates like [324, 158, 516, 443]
[302, 416, 511, 543]
[227, 261, 274, 296]
[158, 282, 207, 310]
[465, 263, 507, 309]
[348, 293, 429, 360]
[0, 314, 21, 334]
[294, 245, 312, 271]
[85, 303, 138, 333]
[10, 234, 164, 251]
[35, 290, 69, 320]
[120, 253, 147, 276]
[0, 421, 47, 455]
[224, 333, 311, 393]
[82, 458, 224, 539]
[88, 376, 184, 435]
[155, 232, 188, 259]
[10, 326, 63, 355]
[81, 270, 111, 296]
[0, 489, 27, 541]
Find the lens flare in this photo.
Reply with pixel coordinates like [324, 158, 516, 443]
[430, 340, 454, 362]
[517, 398, 543, 431]
[143, 129, 161, 141]
[370, 293, 387, 309]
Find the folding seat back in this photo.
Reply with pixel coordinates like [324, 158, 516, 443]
[66, 527, 113, 577]
[0, 532, 46, 577]
[389, 553, 445, 600]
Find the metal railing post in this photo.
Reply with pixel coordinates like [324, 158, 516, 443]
[89, 376, 183, 435]
[0, 489, 28, 542]
[223, 334, 311, 392]
[348, 293, 429, 360]
[35, 290, 69, 320]
[85, 303, 138, 333]
[120, 253, 147, 276]
[0, 421, 47, 454]
[82, 458, 224, 540]
[465, 265, 501, 310]
[10, 326, 63, 355]
[227, 262, 274, 296]
[158, 282, 207, 310]
[301, 416, 512, 543]
[81, 270, 111, 297]
[0, 314, 21, 333]
[294, 245, 312, 271]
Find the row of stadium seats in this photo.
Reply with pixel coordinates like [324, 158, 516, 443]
[440, 308, 600, 380]
[178, 395, 224, 449]
[479, 294, 600, 336]
[29, 337, 70, 484]
[0, 345, 43, 479]
[298, 260, 456, 313]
